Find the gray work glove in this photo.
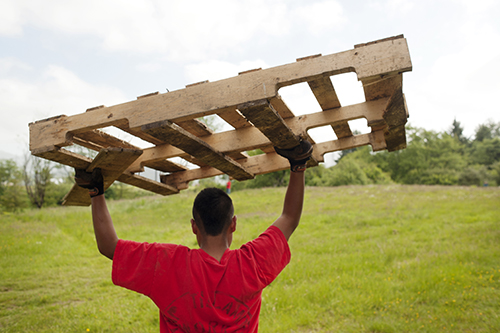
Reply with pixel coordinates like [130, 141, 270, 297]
[74, 168, 104, 197]
[274, 139, 313, 172]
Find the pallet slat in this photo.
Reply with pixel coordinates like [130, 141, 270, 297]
[142, 120, 254, 181]
[237, 99, 300, 149]
[307, 76, 353, 139]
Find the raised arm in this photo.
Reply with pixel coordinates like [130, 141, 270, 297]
[75, 168, 118, 260]
[91, 195, 118, 260]
[272, 170, 305, 240]
[271, 139, 313, 241]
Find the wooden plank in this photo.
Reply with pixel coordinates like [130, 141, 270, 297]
[217, 107, 252, 129]
[72, 129, 140, 151]
[174, 118, 213, 137]
[312, 131, 387, 162]
[383, 85, 408, 151]
[307, 76, 353, 139]
[125, 98, 389, 173]
[269, 95, 295, 119]
[29, 37, 411, 152]
[362, 74, 403, 101]
[32, 146, 93, 169]
[226, 151, 249, 160]
[62, 148, 143, 206]
[308, 76, 341, 109]
[117, 172, 178, 195]
[237, 99, 300, 149]
[142, 120, 254, 181]
[143, 160, 188, 173]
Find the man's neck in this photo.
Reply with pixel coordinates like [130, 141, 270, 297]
[198, 235, 231, 262]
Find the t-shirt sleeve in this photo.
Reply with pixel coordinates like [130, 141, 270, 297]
[240, 225, 291, 286]
[112, 239, 161, 297]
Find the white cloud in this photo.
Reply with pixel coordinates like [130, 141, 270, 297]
[293, 1, 347, 35]
[385, 0, 415, 16]
[408, 0, 500, 136]
[0, 57, 32, 72]
[185, 59, 269, 83]
[0, 0, 349, 61]
[0, 0, 26, 36]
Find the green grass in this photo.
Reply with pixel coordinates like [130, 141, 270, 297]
[1, 185, 499, 332]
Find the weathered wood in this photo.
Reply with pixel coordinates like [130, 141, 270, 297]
[308, 76, 341, 109]
[29, 37, 411, 152]
[174, 118, 213, 137]
[269, 95, 295, 119]
[142, 120, 254, 181]
[143, 159, 188, 173]
[32, 146, 93, 169]
[117, 172, 178, 195]
[237, 99, 300, 149]
[62, 148, 143, 206]
[125, 98, 389, 173]
[362, 74, 403, 101]
[29, 36, 412, 200]
[72, 130, 139, 151]
[307, 76, 353, 139]
[383, 85, 408, 151]
[217, 107, 252, 129]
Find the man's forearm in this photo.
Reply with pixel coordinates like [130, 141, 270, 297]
[282, 171, 305, 224]
[272, 170, 305, 240]
[91, 195, 118, 260]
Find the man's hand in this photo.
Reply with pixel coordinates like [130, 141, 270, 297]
[75, 168, 104, 197]
[274, 139, 313, 172]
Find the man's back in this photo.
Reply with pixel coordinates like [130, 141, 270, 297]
[112, 226, 290, 332]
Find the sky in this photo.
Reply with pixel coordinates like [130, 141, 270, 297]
[1, 0, 499, 165]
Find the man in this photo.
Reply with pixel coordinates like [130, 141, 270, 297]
[75, 140, 312, 332]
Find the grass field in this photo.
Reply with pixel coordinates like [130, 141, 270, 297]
[1, 185, 499, 332]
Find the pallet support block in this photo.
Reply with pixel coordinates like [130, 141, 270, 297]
[29, 35, 412, 204]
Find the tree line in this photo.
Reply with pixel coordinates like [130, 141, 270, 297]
[233, 119, 500, 190]
[1, 120, 499, 211]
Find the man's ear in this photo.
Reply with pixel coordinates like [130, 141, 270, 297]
[229, 215, 237, 233]
[191, 219, 198, 235]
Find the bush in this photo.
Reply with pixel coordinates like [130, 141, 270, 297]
[459, 165, 489, 186]
[326, 159, 369, 186]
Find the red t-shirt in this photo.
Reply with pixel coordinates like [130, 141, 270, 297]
[112, 226, 291, 332]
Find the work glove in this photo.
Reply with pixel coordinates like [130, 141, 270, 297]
[274, 139, 313, 172]
[74, 168, 104, 197]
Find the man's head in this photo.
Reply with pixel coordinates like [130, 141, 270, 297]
[192, 187, 234, 236]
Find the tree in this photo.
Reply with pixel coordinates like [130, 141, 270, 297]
[474, 120, 500, 142]
[373, 127, 467, 185]
[23, 154, 53, 209]
[0, 159, 28, 211]
[469, 138, 500, 166]
[449, 118, 468, 144]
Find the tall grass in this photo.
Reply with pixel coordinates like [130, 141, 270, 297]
[1, 185, 499, 332]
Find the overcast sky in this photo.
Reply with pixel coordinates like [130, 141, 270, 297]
[1, 0, 499, 162]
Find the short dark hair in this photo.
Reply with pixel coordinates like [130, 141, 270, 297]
[192, 188, 234, 236]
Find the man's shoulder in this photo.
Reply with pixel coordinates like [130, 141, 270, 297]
[117, 239, 192, 257]
[238, 225, 289, 253]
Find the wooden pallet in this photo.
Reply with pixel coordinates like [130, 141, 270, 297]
[29, 35, 412, 205]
